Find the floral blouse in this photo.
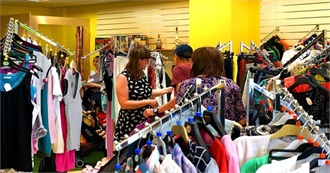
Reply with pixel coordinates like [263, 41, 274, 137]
[176, 76, 246, 122]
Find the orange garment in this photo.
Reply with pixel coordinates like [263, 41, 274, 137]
[321, 82, 330, 91]
[284, 76, 311, 93]
[279, 39, 289, 50]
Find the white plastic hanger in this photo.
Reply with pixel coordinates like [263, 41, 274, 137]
[152, 116, 167, 155]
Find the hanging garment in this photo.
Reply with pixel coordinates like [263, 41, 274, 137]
[167, 143, 197, 173]
[63, 68, 83, 150]
[113, 56, 129, 122]
[291, 88, 329, 124]
[221, 135, 240, 173]
[1, 72, 33, 171]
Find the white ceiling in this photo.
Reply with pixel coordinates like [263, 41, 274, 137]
[0, 0, 129, 8]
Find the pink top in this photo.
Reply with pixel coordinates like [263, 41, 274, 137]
[221, 135, 240, 173]
[47, 69, 56, 144]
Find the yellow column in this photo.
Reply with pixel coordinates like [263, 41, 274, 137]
[189, 0, 260, 53]
[189, 0, 232, 50]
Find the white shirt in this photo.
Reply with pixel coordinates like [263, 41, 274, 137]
[256, 155, 299, 173]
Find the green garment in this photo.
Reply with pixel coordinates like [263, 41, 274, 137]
[241, 154, 269, 173]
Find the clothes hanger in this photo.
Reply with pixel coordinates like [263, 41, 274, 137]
[163, 130, 175, 149]
[171, 107, 190, 143]
[185, 98, 213, 147]
[309, 141, 330, 170]
[163, 113, 175, 148]
[1, 54, 39, 79]
[270, 123, 313, 140]
[269, 122, 320, 162]
[287, 74, 318, 91]
[268, 142, 315, 162]
[269, 102, 300, 126]
[184, 116, 209, 149]
[305, 73, 330, 93]
[296, 132, 324, 161]
[307, 67, 330, 81]
[151, 117, 167, 155]
[193, 96, 216, 140]
[203, 105, 227, 137]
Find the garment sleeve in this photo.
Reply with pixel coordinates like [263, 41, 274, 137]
[176, 80, 188, 104]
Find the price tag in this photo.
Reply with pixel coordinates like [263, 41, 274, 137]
[4, 83, 12, 92]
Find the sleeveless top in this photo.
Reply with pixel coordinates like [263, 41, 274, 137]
[114, 70, 152, 142]
[1, 71, 33, 171]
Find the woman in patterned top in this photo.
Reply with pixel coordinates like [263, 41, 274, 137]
[176, 47, 246, 125]
[114, 44, 173, 142]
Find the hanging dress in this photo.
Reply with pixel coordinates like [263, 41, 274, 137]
[1, 71, 33, 171]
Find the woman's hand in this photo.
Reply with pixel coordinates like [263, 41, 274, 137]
[148, 99, 159, 107]
[143, 108, 155, 118]
[166, 87, 174, 94]
[85, 82, 101, 88]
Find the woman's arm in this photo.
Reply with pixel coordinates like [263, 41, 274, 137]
[116, 74, 158, 109]
[143, 97, 176, 118]
[85, 82, 101, 88]
[151, 87, 173, 98]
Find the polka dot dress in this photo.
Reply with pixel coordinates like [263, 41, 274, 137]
[114, 70, 152, 142]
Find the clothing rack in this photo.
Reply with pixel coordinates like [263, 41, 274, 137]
[114, 80, 226, 151]
[217, 40, 232, 53]
[240, 41, 251, 53]
[260, 26, 280, 44]
[149, 48, 168, 60]
[275, 83, 330, 155]
[251, 41, 275, 68]
[2, 18, 15, 65]
[300, 24, 319, 41]
[15, 20, 75, 56]
[304, 46, 330, 65]
[82, 42, 111, 59]
[245, 77, 330, 154]
[283, 29, 327, 68]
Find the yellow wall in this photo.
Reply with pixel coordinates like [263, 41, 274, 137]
[189, 0, 260, 53]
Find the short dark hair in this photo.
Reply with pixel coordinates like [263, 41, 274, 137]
[190, 47, 225, 77]
[125, 44, 151, 81]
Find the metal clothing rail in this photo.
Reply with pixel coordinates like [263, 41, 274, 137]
[217, 40, 232, 53]
[275, 83, 330, 155]
[260, 26, 280, 44]
[251, 41, 275, 68]
[114, 80, 226, 151]
[82, 42, 111, 59]
[240, 41, 251, 53]
[15, 20, 75, 56]
[300, 24, 319, 41]
[304, 46, 330, 65]
[245, 77, 330, 154]
[283, 29, 327, 68]
[2, 18, 15, 65]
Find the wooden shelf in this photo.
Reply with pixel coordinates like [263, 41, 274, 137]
[155, 48, 175, 51]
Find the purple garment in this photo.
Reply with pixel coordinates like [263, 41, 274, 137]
[176, 76, 246, 122]
[169, 144, 197, 173]
[22, 41, 43, 53]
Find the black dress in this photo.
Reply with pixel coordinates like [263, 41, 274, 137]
[1, 71, 33, 171]
[114, 70, 152, 142]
